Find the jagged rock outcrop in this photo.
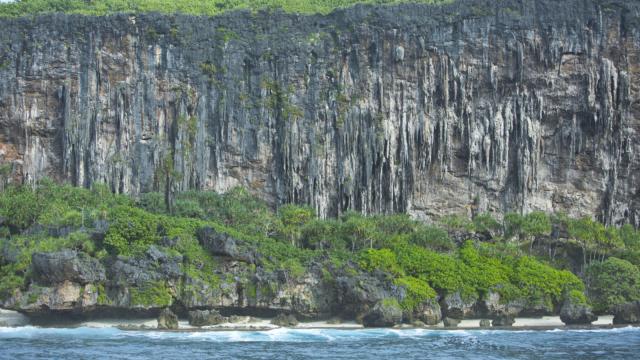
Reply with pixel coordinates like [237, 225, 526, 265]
[157, 308, 178, 329]
[613, 301, 640, 324]
[0, 0, 639, 225]
[188, 309, 227, 326]
[270, 313, 299, 327]
[560, 300, 597, 325]
[362, 300, 403, 327]
[32, 250, 106, 285]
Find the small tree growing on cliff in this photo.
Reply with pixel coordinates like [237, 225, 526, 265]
[276, 204, 315, 247]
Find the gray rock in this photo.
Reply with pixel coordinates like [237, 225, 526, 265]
[270, 313, 299, 327]
[0, 0, 636, 226]
[613, 301, 640, 325]
[197, 227, 238, 257]
[31, 250, 105, 285]
[479, 319, 492, 328]
[362, 300, 403, 327]
[440, 292, 476, 319]
[188, 309, 227, 326]
[492, 314, 515, 327]
[108, 246, 183, 286]
[443, 317, 461, 327]
[560, 299, 597, 325]
[157, 308, 179, 330]
[416, 299, 442, 325]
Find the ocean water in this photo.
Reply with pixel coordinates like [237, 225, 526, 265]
[0, 326, 639, 359]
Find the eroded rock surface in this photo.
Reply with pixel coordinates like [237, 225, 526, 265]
[0, 0, 639, 225]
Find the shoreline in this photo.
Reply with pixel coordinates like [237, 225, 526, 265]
[3, 309, 633, 332]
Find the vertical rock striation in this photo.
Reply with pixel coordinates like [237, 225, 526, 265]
[0, 0, 639, 224]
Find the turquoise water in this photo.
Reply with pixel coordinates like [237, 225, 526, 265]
[1, 326, 639, 359]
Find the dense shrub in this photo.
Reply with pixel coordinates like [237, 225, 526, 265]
[104, 206, 160, 256]
[586, 257, 640, 313]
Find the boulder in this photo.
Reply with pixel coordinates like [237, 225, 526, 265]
[443, 317, 461, 327]
[560, 300, 597, 325]
[32, 250, 105, 285]
[415, 299, 442, 325]
[197, 227, 238, 257]
[271, 313, 299, 327]
[188, 309, 227, 326]
[412, 320, 426, 327]
[440, 292, 476, 319]
[197, 227, 256, 263]
[362, 300, 403, 327]
[479, 319, 492, 328]
[157, 308, 179, 329]
[336, 272, 398, 317]
[477, 291, 521, 318]
[108, 246, 182, 286]
[492, 314, 515, 327]
[613, 301, 640, 324]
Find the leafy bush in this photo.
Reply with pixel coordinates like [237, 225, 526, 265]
[395, 276, 437, 310]
[104, 206, 160, 256]
[586, 257, 640, 313]
[409, 226, 454, 252]
[358, 248, 404, 276]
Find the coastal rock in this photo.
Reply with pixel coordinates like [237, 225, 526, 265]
[362, 300, 403, 328]
[613, 301, 640, 324]
[31, 250, 105, 285]
[415, 300, 442, 325]
[157, 308, 179, 330]
[336, 272, 397, 318]
[492, 314, 515, 327]
[477, 292, 521, 318]
[479, 319, 491, 328]
[188, 309, 227, 327]
[560, 300, 597, 325]
[107, 246, 183, 287]
[443, 317, 461, 327]
[440, 292, 476, 319]
[270, 313, 299, 327]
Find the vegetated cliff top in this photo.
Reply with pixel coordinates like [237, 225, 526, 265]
[0, 0, 453, 17]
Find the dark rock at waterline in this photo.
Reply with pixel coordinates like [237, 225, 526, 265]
[32, 250, 106, 285]
[336, 272, 398, 318]
[270, 313, 299, 327]
[479, 319, 492, 328]
[613, 301, 640, 324]
[188, 309, 227, 327]
[362, 300, 403, 327]
[443, 317, 461, 327]
[415, 300, 442, 325]
[560, 300, 597, 325]
[492, 314, 515, 327]
[157, 308, 179, 329]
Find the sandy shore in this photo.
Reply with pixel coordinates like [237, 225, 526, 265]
[0, 308, 620, 331]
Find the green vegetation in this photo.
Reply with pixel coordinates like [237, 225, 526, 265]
[585, 257, 640, 313]
[129, 281, 173, 307]
[0, 0, 452, 18]
[1, 180, 639, 314]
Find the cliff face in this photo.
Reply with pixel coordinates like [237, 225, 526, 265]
[0, 0, 639, 224]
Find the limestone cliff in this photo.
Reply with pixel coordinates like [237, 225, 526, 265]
[0, 0, 639, 225]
